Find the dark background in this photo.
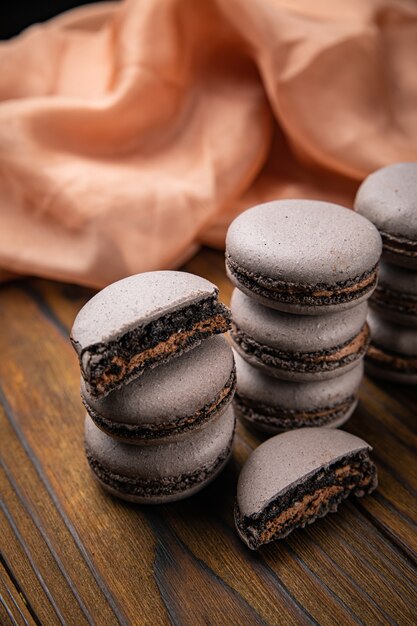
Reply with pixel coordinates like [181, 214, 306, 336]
[0, 0, 111, 39]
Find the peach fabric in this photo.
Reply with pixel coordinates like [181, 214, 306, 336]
[1, 0, 417, 287]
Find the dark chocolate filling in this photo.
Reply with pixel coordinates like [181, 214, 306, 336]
[366, 343, 417, 374]
[231, 323, 370, 374]
[85, 440, 233, 499]
[75, 296, 231, 397]
[83, 367, 236, 441]
[380, 231, 417, 258]
[226, 255, 378, 306]
[234, 392, 356, 430]
[372, 287, 417, 317]
[235, 450, 377, 549]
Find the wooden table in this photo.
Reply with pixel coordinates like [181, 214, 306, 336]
[1, 248, 416, 626]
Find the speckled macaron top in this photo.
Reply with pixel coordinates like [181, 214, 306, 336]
[71, 271, 222, 350]
[226, 200, 381, 313]
[355, 163, 417, 267]
[231, 289, 368, 353]
[237, 428, 372, 518]
[71, 270, 231, 397]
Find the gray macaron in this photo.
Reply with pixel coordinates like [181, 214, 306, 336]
[355, 162, 417, 269]
[226, 200, 382, 314]
[71, 271, 231, 397]
[230, 289, 369, 381]
[366, 309, 417, 384]
[235, 428, 377, 549]
[81, 335, 236, 443]
[370, 260, 417, 327]
[234, 352, 363, 433]
[84, 405, 236, 504]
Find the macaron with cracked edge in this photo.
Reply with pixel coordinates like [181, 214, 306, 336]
[225, 200, 382, 314]
[234, 352, 363, 434]
[81, 335, 236, 443]
[370, 260, 417, 327]
[84, 406, 236, 504]
[230, 289, 370, 381]
[355, 162, 417, 269]
[366, 309, 417, 384]
[71, 271, 231, 398]
[235, 428, 377, 549]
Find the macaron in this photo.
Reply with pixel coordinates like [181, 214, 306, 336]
[225, 200, 382, 314]
[84, 405, 236, 504]
[234, 352, 363, 433]
[354, 162, 417, 269]
[230, 289, 370, 381]
[81, 335, 236, 443]
[235, 428, 377, 549]
[370, 260, 417, 327]
[71, 271, 231, 397]
[366, 309, 417, 384]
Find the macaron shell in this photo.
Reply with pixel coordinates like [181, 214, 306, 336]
[92, 451, 232, 505]
[225, 267, 376, 314]
[71, 270, 220, 350]
[354, 163, 417, 241]
[84, 405, 236, 482]
[236, 428, 372, 519]
[366, 309, 417, 383]
[81, 335, 234, 425]
[367, 309, 417, 356]
[236, 399, 358, 435]
[365, 361, 417, 385]
[226, 199, 381, 286]
[234, 352, 363, 412]
[231, 289, 368, 353]
[371, 260, 417, 327]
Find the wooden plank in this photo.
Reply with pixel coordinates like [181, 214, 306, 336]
[1, 248, 417, 625]
[0, 559, 38, 626]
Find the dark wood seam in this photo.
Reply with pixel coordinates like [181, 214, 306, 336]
[355, 498, 417, 567]
[311, 537, 397, 625]
[147, 511, 269, 626]
[213, 516, 318, 626]
[0, 593, 20, 626]
[1, 501, 67, 625]
[0, 386, 129, 626]
[2, 459, 95, 626]
[21, 285, 69, 339]
[0, 566, 31, 626]
[0, 554, 42, 626]
[285, 544, 364, 626]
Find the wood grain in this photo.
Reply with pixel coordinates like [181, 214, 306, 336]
[0, 248, 416, 626]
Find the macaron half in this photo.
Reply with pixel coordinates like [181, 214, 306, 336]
[234, 352, 363, 433]
[235, 428, 377, 549]
[226, 200, 382, 314]
[355, 162, 417, 269]
[71, 271, 231, 397]
[230, 289, 370, 381]
[366, 309, 417, 384]
[84, 405, 236, 504]
[81, 335, 236, 443]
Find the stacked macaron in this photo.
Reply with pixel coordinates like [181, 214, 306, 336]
[355, 163, 417, 384]
[70, 271, 236, 503]
[225, 200, 382, 434]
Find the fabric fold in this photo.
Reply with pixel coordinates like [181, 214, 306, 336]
[0, 0, 416, 287]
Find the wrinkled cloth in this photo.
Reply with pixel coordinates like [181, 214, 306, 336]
[1, 0, 417, 287]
